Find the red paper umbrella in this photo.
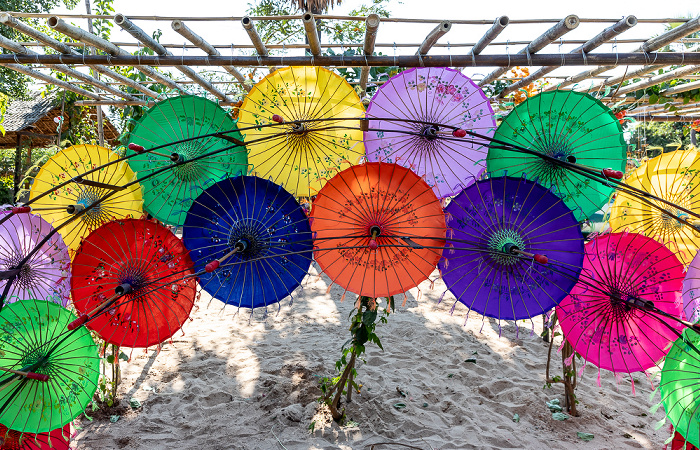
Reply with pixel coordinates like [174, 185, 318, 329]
[310, 162, 446, 298]
[0, 424, 70, 449]
[71, 218, 196, 348]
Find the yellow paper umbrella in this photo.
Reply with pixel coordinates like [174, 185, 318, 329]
[609, 150, 700, 264]
[238, 66, 365, 197]
[28, 144, 143, 252]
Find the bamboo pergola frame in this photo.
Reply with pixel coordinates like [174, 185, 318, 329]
[0, 10, 697, 121]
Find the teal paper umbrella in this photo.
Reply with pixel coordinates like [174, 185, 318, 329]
[127, 95, 248, 226]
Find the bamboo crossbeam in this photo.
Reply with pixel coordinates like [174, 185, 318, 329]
[6, 52, 700, 67]
[0, 33, 135, 101]
[0, 12, 153, 99]
[48, 16, 186, 93]
[499, 16, 636, 98]
[479, 15, 580, 86]
[171, 19, 250, 92]
[552, 14, 700, 91]
[0, 11, 693, 24]
[629, 115, 700, 122]
[416, 20, 452, 56]
[1, 63, 100, 99]
[241, 16, 268, 57]
[587, 64, 668, 93]
[662, 79, 700, 96]
[359, 14, 380, 97]
[608, 65, 700, 97]
[470, 16, 509, 56]
[114, 13, 231, 102]
[302, 12, 321, 56]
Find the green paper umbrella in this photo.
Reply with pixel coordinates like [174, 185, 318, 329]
[0, 299, 99, 434]
[127, 95, 248, 226]
[487, 90, 626, 220]
[660, 329, 700, 449]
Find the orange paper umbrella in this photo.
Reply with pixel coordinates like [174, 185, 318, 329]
[310, 162, 446, 298]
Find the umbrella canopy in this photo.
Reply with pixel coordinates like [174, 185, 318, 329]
[0, 212, 70, 307]
[182, 176, 312, 309]
[0, 423, 70, 450]
[684, 251, 700, 323]
[0, 299, 99, 434]
[609, 150, 700, 265]
[557, 232, 684, 374]
[71, 218, 196, 348]
[487, 90, 626, 220]
[310, 162, 445, 298]
[660, 329, 700, 449]
[238, 66, 365, 197]
[127, 95, 248, 226]
[28, 144, 143, 252]
[364, 67, 496, 198]
[438, 175, 584, 321]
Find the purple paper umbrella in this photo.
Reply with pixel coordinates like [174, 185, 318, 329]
[683, 250, 700, 323]
[365, 67, 496, 199]
[0, 211, 71, 306]
[439, 176, 584, 322]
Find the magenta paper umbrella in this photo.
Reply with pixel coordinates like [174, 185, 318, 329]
[0, 211, 71, 307]
[683, 250, 700, 323]
[364, 67, 496, 198]
[557, 232, 685, 376]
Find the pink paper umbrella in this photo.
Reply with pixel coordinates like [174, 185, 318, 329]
[683, 251, 700, 323]
[364, 67, 495, 199]
[557, 232, 685, 377]
[0, 211, 71, 306]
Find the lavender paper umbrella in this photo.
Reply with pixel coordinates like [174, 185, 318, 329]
[438, 176, 584, 325]
[683, 250, 700, 323]
[364, 67, 496, 199]
[0, 211, 71, 306]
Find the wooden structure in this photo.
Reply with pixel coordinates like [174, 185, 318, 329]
[0, 11, 697, 121]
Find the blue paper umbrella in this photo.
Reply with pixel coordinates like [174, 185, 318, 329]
[183, 176, 312, 309]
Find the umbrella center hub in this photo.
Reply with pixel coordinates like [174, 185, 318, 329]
[75, 187, 107, 227]
[487, 228, 526, 266]
[228, 219, 271, 260]
[658, 207, 687, 231]
[20, 347, 48, 373]
[290, 122, 307, 135]
[420, 124, 440, 141]
[116, 259, 151, 294]
[5, 253, 36, 290]
[172, 140, 207, 181]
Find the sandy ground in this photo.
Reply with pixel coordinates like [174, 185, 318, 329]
[73, 267, 667, 449]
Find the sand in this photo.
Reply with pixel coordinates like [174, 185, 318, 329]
[73, 267, 667, 449]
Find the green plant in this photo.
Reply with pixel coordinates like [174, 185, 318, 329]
[317, 295, 393, 422]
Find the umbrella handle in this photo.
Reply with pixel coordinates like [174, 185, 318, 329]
[67, 313, 89, 330]
[271, 114, 284, 123]
[452, 129, 467, 138]
[128, 143, 172, 159]
[0, 367, 49, 382]
[601, 168, 624, 179]
[10, 206, 31, 214]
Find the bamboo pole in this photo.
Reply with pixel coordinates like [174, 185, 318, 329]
[113, 13, 231, 102]
[662, 79, 700, 96]
[9, 52, 699, 67]
[171, 19, 250, 92]
[0, 34, 131, 102]
[302, 12, 322, 56]
[628, 115, 700, 122]
[416, 20, 451, 56]
[470, 16, 509, 56]
[359, 14, 380, 97]
[499, 15, 636, 98]
[582, 64, 668, 93]
[241, 16, 269, 57]
[48, 16, 186, 93]
[479, 15, 580, 87]
[0, 13, 150, 99]
[552, 14, 700, 91]
[0, 63, 100, 99]
[608, 65, 700, 97]
[84, 0, 105, 147]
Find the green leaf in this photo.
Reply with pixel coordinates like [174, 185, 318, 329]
[464, 358, 477, 363]
[106, 355, 115, 364]
[393, 403, 406, 410]
[577, 432, 594, 441]
[129, 398, 142, 409]
[110, 415, 120, 423]
[362, 309, 377, 327]
[119, 351, 129, 362]
[513, 413, 520, 423]
[552, 412, 569, 421]
[308, 421, 316, 433]
[604, 86, 611, 97]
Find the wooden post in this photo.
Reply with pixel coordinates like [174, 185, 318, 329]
[416, 20, 451, 56]
[359, 14, 380, 97]
[171, 19, 250, 92]
[470, 16, 509, 56]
